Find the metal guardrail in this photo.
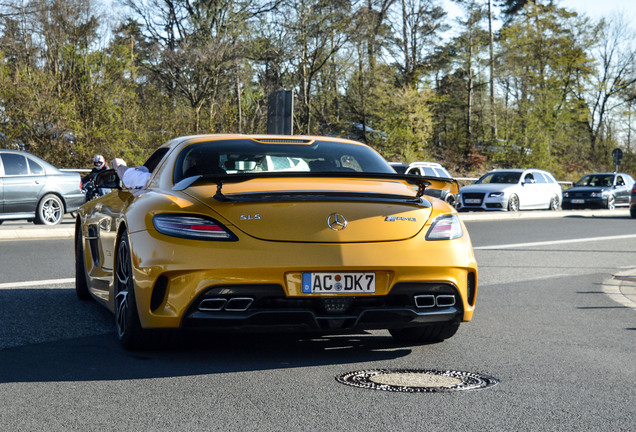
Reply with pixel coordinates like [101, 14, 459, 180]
[60, 168, 91, 173]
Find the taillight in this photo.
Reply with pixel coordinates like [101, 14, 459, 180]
[153, 214, 238, 241]
[426, 214, 463, 240]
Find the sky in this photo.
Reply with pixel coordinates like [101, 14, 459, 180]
[559, 0, 636, 20]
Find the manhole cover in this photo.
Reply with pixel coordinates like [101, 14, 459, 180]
[336, 369, 498, 393]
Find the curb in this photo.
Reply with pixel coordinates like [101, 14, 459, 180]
[603, 270, 636, 310]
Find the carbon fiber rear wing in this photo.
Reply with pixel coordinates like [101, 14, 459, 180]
[172, 172, 458, 203]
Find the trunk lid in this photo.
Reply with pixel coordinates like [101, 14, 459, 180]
[183, 177, 434, 242]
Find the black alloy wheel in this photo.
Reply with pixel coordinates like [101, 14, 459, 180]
[115, 230, 147, 349]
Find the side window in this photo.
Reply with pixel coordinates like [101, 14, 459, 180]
[523, 173, 535, 183]
[422, 167, 436, 176]
[616, 176, 625, 186]
[1, 153, 28, 175]
[405, 167, 420, 176]
[434, 168, 452, 178]
[533, 172, 547, 183]
[28, 158, 44, 175]
[143, 147, 170, 173]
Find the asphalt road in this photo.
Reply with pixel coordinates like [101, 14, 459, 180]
[0, 214, 634, 431]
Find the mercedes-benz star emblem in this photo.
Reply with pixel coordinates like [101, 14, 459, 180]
[327, 213, 347, 231]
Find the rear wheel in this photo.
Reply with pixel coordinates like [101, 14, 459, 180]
[389, 323, 460, 344]
[35, 194, 63, 225]
[630, 206, 636, 218]
[507, 194, 519, 212]
[549, 195, 560, 210]
[115, 230, 148, 349]
[74, 219, 92, 300]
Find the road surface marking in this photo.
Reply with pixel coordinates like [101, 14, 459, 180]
[0, 278, 74, 290]
[473, 234, 636, 250]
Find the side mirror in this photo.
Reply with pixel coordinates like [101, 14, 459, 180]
[94, 169, 121, 189]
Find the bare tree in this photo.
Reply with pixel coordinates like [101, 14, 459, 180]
[580, 13, 636, 156]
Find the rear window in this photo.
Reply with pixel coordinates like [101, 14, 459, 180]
[28, 158, 44, 175]
[174, 139, 393, 183]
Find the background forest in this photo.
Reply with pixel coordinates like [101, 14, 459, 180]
[1, 0, 635, 180]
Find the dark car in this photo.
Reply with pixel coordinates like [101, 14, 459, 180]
[562, 172, 634, 210]
[0, 149, 85, 225]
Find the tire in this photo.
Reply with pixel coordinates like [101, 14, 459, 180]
[607, 195, 616, 210]
[115, 230, 148, 349]
[549, 195, 560, 210]
[444, 193, 457, 207]
[507, 194, 519, 212]
[630, 206, 636, 218]
[389, 322, 460, 344]
[74, 219, 92, 301]
[35, 194, 64, 225]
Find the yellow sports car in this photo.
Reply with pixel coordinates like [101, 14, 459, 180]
[75, 134, 478, 349]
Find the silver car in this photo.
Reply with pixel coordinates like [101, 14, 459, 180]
[458, 168, 562, 211]
[0, 149, 85, 225]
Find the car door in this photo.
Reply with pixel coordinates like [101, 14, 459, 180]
[0, 153, 43, 214]
[614, 175, 630, 205]
[518, 171, 540, 208]
[532, 172, 553, 208]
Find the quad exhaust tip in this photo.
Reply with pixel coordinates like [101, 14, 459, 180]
[414, 294, 456, 308]
[199, 297, 254, 312]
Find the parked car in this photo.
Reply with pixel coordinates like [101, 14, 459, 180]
[0, 149, 84, 225]
[562, 172, 634, 210]
[458, 168, 561, 211]
[404, 162, 457, 206]
[75, 134, 478, 349]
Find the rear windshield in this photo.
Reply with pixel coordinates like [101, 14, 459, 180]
[174, 139, 393, 183]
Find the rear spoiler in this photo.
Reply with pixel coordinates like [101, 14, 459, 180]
[173, 172, 458, 202]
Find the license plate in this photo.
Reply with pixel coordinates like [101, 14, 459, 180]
[465, 198, 481, 204]
[302, 272, 376, 294]
[571, 199, 585, 204]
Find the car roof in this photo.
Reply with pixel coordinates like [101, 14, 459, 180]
[408, 161, 445, 168]
[0, 149, 58, 169]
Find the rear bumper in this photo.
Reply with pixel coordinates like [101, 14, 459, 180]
[64, 193, 87, 212]
[124, 226, 478, 330]
[181, 283, 464, 332]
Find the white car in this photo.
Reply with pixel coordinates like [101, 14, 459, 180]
[404, 162, 457, 205]
[458, 168, 561, 211]
[405, 162, 453, 178]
